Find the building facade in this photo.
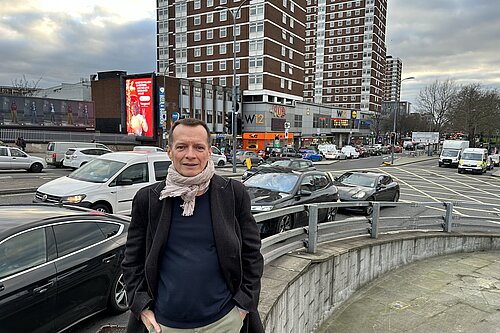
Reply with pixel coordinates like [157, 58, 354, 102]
[383, 55, 402, 102]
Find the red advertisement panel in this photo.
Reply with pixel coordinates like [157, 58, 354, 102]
[126, 77, 153, 138]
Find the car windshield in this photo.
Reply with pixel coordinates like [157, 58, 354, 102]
[442, 149, 459, 157]
[69, 158, 125, 183]
[462, 153, 482, 161]
[336, 173, 376, 188]
[270, 160, 292, 167]
[244, 173, 299, 193]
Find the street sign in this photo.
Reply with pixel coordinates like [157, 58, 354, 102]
[284, 122, 291, 129]
[172, 112, 180, 122]
[284, 128, 289, 139]
[412, 132, 439, 144]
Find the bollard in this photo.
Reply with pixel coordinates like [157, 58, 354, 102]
[306, 204, 319, 253]
[444, 202, 453, 232]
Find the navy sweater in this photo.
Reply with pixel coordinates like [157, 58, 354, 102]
[154, 192, 234, 328]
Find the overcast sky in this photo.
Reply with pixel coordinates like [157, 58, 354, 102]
[1, 0, 499, 108]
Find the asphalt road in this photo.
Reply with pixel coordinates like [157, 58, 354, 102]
[1, 155, 500, 332]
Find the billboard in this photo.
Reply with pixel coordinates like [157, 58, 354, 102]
[125, 76, 154, 139]
[0, 95, 95, 129]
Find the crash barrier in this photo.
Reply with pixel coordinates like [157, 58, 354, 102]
[256, 201, 500, 333]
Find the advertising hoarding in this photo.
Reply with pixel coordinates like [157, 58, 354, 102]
[125, 76, 154, 139]
[0, 95, 95, 129]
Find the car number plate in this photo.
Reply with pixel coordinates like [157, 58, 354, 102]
[466, 168, 472, 171]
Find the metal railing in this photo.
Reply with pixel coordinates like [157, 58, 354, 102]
[256, 201, 500, 265]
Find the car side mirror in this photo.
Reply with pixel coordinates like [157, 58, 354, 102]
[116, 178, 133, 186]
[298, 189, 312, 197]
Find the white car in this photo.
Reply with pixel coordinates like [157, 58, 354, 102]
[490, 154, 500, 167]
[133, 146, 165, 152]
[341, 146, 360, 159]
[324, 149, 347, 160]
[63, 147, 112, 169]
[211, 146, 227, 166]
[34, 151, 171, 215]
[0, 146, 47, 172]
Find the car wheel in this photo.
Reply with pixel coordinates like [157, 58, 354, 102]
[364, 196, 374, 215]
[217, 160, 225, 167]
[277, 215, 292, 233]
[107, 272, 128, 313]
[323, 207, 337, 222]
[29, 163, 43, 173]
[393, 190, 400, 202]
[92, 203, 112, 213]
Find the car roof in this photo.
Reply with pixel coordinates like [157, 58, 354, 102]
[343, 170, 384, 178]
[68, 147, 110, 152]
[0, 204, 129, 240]
[98, 151, 171, 162]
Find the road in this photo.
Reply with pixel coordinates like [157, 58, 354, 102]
[1, 155, 500, 332]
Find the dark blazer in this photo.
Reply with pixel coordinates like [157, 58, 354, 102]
[122, 175, 264, 333]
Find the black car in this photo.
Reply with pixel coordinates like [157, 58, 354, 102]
[0, 204, 129, 333]
[334, 171, 400, 215]
[243, 170, 338, 237]
[242, 158, 316, 181]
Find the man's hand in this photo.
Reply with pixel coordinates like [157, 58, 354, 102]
[238, 309, 247, 321]
[140, 309, 161, 333]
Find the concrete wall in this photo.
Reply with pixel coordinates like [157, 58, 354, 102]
[259, 232, 500, 333]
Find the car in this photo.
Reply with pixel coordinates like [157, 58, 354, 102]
[34, 151, 171, 214]
[132, 146, 164, 152]
[0, 204, 129, 333]
[299, 148, 323, 161]
[403, 141, 415, 150]
[211, 145, 227, 166]
[0, 146, 47, 172]
[324, 149, 347, 160]
[45, 141, 110, 167]
[234, 150, 264, 165]
[63, 147, 113, 169]
[333, 171, 400, 215]
[490, 154, 499, 167]
[242, 158, 316, 181]
[243, 170, 338, 237]
[341, 146, 360, 159]
[388, 144, 403, 153]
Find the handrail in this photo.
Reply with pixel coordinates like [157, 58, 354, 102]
[255, 200, 500, 265]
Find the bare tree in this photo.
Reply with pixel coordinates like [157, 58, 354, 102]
[10, 75, 42, 96]
[416, 79, 458, 132]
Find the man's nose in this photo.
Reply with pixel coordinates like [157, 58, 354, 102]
[185, 146, 197, 157]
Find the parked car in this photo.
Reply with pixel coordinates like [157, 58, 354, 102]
[0, 146, 47, 172]
[299, 148, 323, 161]
[234, 150, 264, 165]
[387, 144, 403, 153]
[333, 171, 400, 215]
[133, 146, 164, 152]
[324, 149, 347, 160]
[63, 147, 113, 169]
[244, 170, 338, 237]
[0, 204, 129, 333]
[490, 154, 500, 167]
[211, 146, 227, 166]
[34, 151, 171, 214]
[266, 147, 302, 160]
[341, 146, 360, 159]
[45, 141, 110, 167]
[242, 158, 316, 181]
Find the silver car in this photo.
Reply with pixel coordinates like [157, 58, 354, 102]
[0, 146, 46, 172]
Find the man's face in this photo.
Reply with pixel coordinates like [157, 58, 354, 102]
[168, 124, 211, 177]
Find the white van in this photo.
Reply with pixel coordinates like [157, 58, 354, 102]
[35, 151, 171, 215]
[458, 148, 490, 174]
[211, 146, 227, 166]
[46, 141, 110, 167]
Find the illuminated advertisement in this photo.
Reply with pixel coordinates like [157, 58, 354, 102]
[0, 95, 95, 129]
[125, 76, 154, 139]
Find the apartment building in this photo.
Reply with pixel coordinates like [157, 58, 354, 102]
[383, 55, 402, 102]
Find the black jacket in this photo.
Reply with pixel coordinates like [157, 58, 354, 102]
[122, 175, 264, 333]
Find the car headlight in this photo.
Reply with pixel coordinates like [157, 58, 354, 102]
[251, 205, 274, 212]
[61, 194, 86, 204]
[351, 190, 367, 199]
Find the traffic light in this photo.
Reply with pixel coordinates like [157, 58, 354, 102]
[237, 114, 242, 135]
[224, 112, 232, 134]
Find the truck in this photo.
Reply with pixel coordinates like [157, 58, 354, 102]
[439, 140, 469, 167]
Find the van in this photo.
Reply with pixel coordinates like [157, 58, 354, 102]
[35, 151, 171, 215]
[46, 141, 110, 167]
[211, 146, 227, 166]
[458, 148, 490, 174]
[439, 140, 469, 167]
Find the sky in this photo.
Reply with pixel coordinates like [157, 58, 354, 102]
[1, 0, 499, 109]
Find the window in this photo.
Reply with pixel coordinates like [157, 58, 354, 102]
[207, 29, 213, 39]
[220, 27, 227, 38]
[194, 0, 201, 9]
[219, 44, 226, 54]
[112, 163, 149, 186]
[207, 62, 213, 71]
[194, 32, 201, 41]
[220, 77, 226, 86]
[207, 45, 213, 55]
[194, 15, 201, 25]
[0, 228, 46, 279]
[206, 13, 213, 24]
[220, 11, 227, 21]
[219, 60, 226, 71]
[53, 222, 106, 257]
[153, 161, 171, 181]
[194, 47, 201, 57]
[280, 78, 285, 88]
[207, 0, 213, 6]
[194, 63, 201, 73]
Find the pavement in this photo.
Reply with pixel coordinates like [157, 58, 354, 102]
[316, 250, 500, 333]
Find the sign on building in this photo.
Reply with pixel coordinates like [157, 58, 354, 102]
[412, 132, 440, 144]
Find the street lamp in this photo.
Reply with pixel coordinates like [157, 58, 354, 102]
[216, 0, 248, 173]
[161, 61, 175, 149]
[391, 76, 415, 165]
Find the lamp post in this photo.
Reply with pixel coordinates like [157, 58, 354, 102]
[161, 62, 175, 149]
[391, 76, 415, 165]
[216, 0, 248, 173]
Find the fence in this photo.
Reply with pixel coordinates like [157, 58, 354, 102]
[256, 200, 500, 265]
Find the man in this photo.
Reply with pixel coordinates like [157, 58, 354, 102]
[129, 105, 148, 136]
[30, 101, 37, 123]
[122, 118, 264, 333]
[10, 101, 17, 123]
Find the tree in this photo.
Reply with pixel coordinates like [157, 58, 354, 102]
[10, 75, 42, 96]
[416, 79, 458, 132]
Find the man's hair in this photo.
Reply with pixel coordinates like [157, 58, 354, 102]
[168, 118, 211, 146]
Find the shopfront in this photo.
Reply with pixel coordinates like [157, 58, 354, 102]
[242, 132, 294, 152]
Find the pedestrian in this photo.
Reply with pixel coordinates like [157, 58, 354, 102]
[122, 118, 264, 333]
[16, 137, 26, 152]
[50, 103, 56, 124]
[10, 101, 17, 123]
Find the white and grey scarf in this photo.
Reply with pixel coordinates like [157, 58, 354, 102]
[159, 159, 215, 216]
